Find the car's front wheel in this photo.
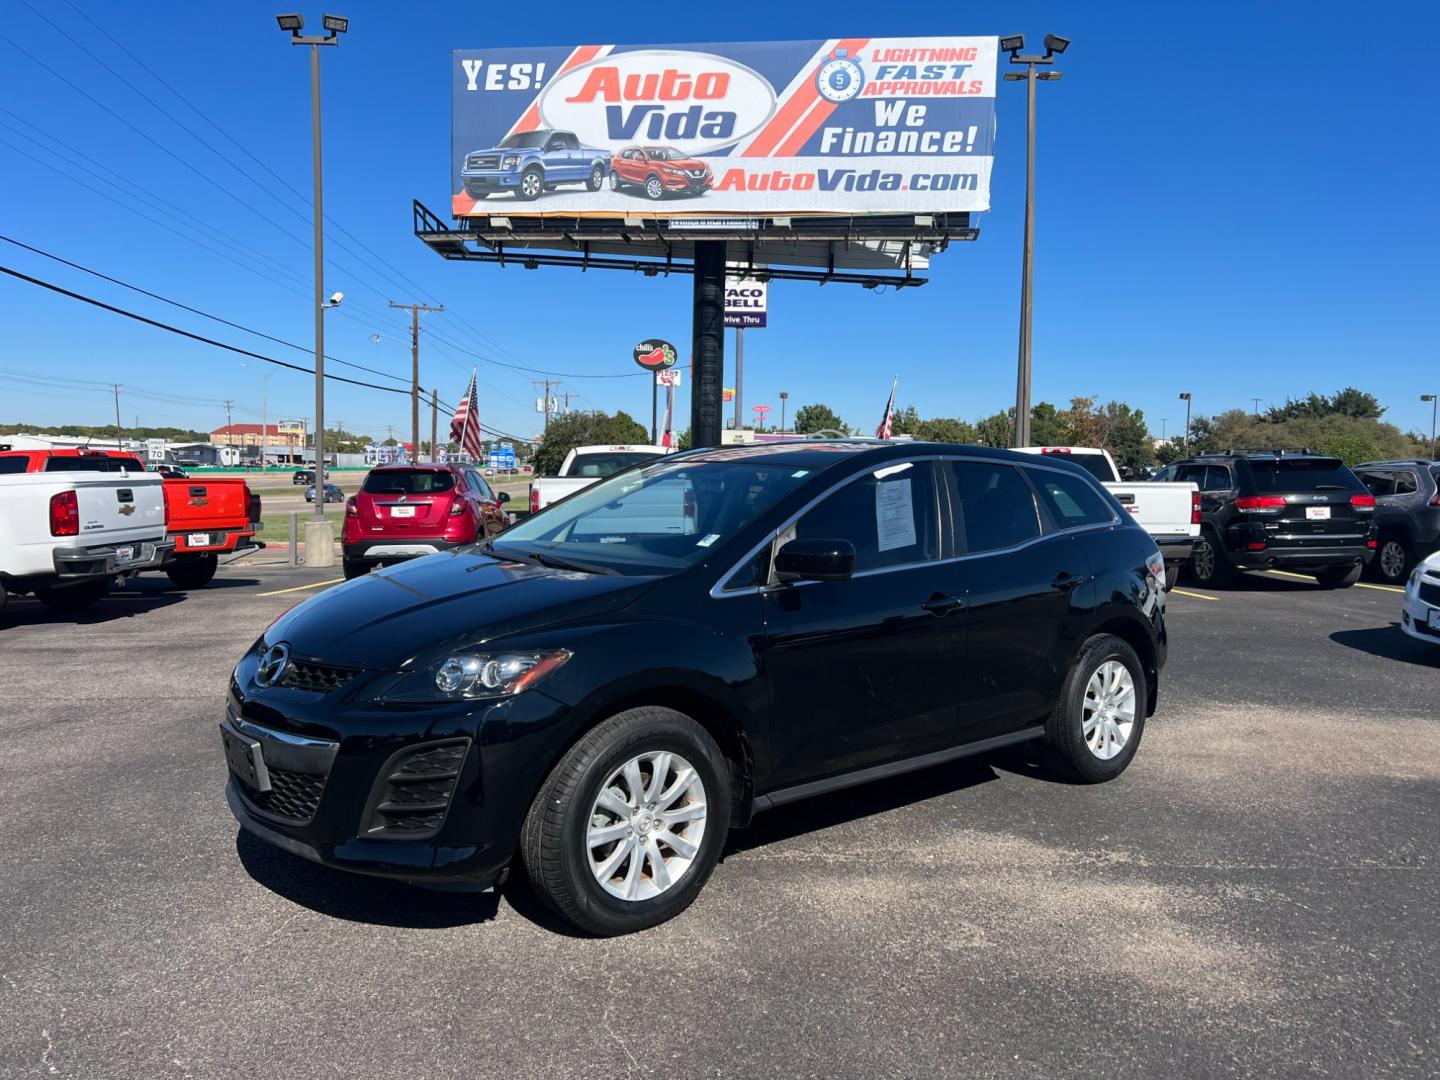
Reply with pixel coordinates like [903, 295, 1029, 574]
[521, 706, 731, 936]
[589, 163, 605, 191]
[518, 167, 544, 200]
[1044, 635, 1147, 783]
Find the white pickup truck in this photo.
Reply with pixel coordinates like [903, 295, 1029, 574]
[528, 443, 672, 514]
[1016, 446, 1199, 588]
[0, 469, 172, 614]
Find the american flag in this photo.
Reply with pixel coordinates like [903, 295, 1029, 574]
[875, 376, 898, 440]
[449, 370, 483, 460]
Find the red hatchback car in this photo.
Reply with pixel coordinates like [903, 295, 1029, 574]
[342, 464, 510, 579]
[609, 145, 713, 200]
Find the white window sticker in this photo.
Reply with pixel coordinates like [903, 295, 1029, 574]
[875, 479, 917, 552]
[695, 533, 721, 547]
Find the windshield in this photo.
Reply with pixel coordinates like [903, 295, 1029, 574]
[564, 452, 662, 478]
[362, 469, 455, 494]
[645, 147, 686, 161]
[492, 458, 817, 575]
[1248, 458, 1361, 493]
[499, 131, 549, 149]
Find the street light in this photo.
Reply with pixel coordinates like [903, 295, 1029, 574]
[276, 11, 346, 566]
[1179, 392, 1193, 455]
[1002, 32, 1068, 448]
[779, 391, 790, 433]
[1423, 394, 1437, 460]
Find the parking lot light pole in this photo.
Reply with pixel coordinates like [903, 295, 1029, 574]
[1423, 394, 1437, 459]
[1001, 33, 1068, 448]
[1179, 392, 1193, 455]
[277, 12, 346, 565]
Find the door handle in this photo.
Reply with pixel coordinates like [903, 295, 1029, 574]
[1050, 572, 1087, 592]
[921, 594, 965, 616]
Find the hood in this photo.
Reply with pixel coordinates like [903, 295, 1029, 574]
[268, 549, 656, 669]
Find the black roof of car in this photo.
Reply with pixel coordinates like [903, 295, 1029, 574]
[670, 439, 1084, 472]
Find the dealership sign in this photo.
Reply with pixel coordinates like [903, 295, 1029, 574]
[452, 38, 996, 218]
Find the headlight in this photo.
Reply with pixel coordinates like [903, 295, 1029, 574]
[371, 649, 570, 703]
[501, 155, 521, 170]
[1411, 568, 1423, 591]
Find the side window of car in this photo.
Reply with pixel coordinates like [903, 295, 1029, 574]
[1174, 464, 1205, 486]
[561, 132, 579, 150]
[949, 461, 1040, 553]
[1202, 465, 1232, 491]
[474, 474, 495, 501]
[1393, 471, 1419, 495]
[1026, 468, 1115, 530]
[1153, 464, 1177, 482]
[793, 461, 939, 572]
[1359, 471, 1393, 497]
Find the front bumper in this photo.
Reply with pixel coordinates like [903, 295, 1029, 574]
[1400, 580, 1440, 644]
[221, 654, 576, 885]
[52, 537, 173, 578]
[462, 170, 519, 195]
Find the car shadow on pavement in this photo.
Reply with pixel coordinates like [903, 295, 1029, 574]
[0, 591, 186, 628]
[724, 757, 1001, 857]
[235, 830, 501, 929]
[1330, 624, 1440, 667]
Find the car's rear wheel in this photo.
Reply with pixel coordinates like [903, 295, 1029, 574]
[609, 170, 622, 191]
[521, 706, 731, 936]
[1373, 536, 1414, 584]
[644, 175, 664, 200]
[518, 168, 543, 200]
[1188, 531, 1234, 588]
[165, 554, 217, 590]
[342, 558, 367, 580]
[1315, 563, 1362, 589]
[35, 578, 110, 611]
[1044, 635, 1147, 783]
[589, 163, 605, 191]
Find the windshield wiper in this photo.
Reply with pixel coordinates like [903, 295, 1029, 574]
[479, 540, 537, 565]
[527, 550, 619, 576]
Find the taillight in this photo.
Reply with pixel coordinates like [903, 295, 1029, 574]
[1190, 490, 1201, 525]
[448, 498, 466, 516]
[1235, 496, 1287, 512]
[1350, 493, 1376, 511]
[530, 487, 540, 514]
[345, 496, 357, 517]
[50, 490, 80, 536]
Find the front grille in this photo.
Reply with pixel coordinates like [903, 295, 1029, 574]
[364, 739, 470, 839]
[1419, 580, 1440, 606]
[279, 659, 357, 694]
[240, 765, 326, 822]
[466, 154, 500, 170]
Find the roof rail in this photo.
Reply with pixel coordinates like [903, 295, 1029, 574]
[1355, 458, 1437, 468]
[1196, 447, 1318, 458]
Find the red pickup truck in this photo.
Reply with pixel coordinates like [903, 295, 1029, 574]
[0, 447, 262, 588]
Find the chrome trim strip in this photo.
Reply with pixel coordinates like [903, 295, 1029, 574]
[232, 713, 338, 749]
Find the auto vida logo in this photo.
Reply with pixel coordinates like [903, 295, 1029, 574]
[537, 50, 777, 156]
[255, 643, 290, 688]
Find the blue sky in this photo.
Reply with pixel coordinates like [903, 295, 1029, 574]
[2, 1, 1437, 445]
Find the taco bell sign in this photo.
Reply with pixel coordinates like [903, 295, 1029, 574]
[724, 273, 768, 328]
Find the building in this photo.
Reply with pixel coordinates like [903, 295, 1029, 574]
[211, 420, 306, 465]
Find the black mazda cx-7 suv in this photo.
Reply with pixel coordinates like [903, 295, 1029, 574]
[223, 441, 1168, 935]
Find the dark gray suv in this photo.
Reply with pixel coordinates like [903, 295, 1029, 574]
[1354, 460, 1440, 583]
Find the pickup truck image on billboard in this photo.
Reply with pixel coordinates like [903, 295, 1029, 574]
[461, 129, 612, 201]
[452, 37, 996, 217]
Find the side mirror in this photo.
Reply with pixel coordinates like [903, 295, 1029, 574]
[497, 491, 511, 504]
[774, 537, 856, 582]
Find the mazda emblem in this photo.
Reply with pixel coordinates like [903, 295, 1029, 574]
[256, 643, 290, 688]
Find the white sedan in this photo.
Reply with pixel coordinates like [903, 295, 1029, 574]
[1401, 550, 1440, 644]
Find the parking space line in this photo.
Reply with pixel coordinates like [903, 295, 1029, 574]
[1263, 569, 1406, 594]
[1170, 588, 1219, 601]
[256, 578, 344, 597]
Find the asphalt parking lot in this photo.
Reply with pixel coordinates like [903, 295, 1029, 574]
[2, 561, 1437, 1078]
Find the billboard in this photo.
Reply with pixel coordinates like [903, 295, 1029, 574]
[452, 38, 996, 219]
[725, 269, 767, 328]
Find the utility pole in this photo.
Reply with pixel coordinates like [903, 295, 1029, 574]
[223, 399, 233, 434]
[779, 391, 789, 433]
[112, 384, 123, 449]
[389, 301, 443, 466]
[1423, 394, 1437, 460]
[557, 391, 578, 415]
[431, 388, 439, 462]
[1179, 392, 1193, 455]
[532, 379, 558, 433]
[1251, 397, 1262, 415]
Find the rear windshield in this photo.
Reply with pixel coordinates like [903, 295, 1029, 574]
[44, 456, 147, 472]
[1247, 458, 1361, 493]
[0, 457, 28, 474]
[362, 469, 454, 494]
[1057, 454, 1117, 482]
[564, 452, 660, 478]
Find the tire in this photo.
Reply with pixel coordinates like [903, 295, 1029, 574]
[521, 706, 732, 936]
[1164, 564, 1180, 591]
[588, 163, 605, 191]
[644, 175, 665, 201]
[342, 558, 367, 580]
[1043, 635, 1147, 783]
[165, 554, 218, 590]
[1188, 531, 1234, 588]
[1315, 563, 1362, 589]
[518, 168, 544, 201]
[1372, 536, 1415, 584]
[35, 578, 110, 611]
[609, 170, 622, 192]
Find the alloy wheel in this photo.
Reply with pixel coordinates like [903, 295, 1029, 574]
[645, 177, 663, 200]
[522, 172, 542, 198]
[586, 751, 707, 902]
[1082, 660, 1136, 761]
[1379, 540, 1406, 580]
[1192, 540, 1215, 581]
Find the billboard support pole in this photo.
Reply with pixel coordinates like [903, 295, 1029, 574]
[651, 379, 658, 444]
[734, 327, 744, 432]
[691, 242, 726, 450]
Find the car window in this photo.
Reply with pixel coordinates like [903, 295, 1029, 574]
[561, 133, 579, 149]
[1202, 465, 1232, 491]
[792, 461, 938, 572]
[1359, 471, 1394, 496]
[0, 456, 29, 473]
[1153, 464, 1177, 482]
[43, 456, 145, 472]
[1248, 458, 1362, 493]
[567, 452, 661, 478]
[362, 469, 456, 494]
[1027, 467, 1115, 529]
[1394, 471, 1419, 495]
[948, 461, 1040, 553]
[471, 472, 495, 500]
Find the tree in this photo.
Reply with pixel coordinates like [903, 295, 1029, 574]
[1030, 401, 1065, 446]
[793, 403, 847, 436]
[530, 409, 648, 475]
[915, 417, 977, 443]
[889, 404, 922, 437]
[974, 409, 1014, 448]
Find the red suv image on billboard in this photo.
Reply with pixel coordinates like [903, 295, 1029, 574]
[609, 146, 714, 200]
